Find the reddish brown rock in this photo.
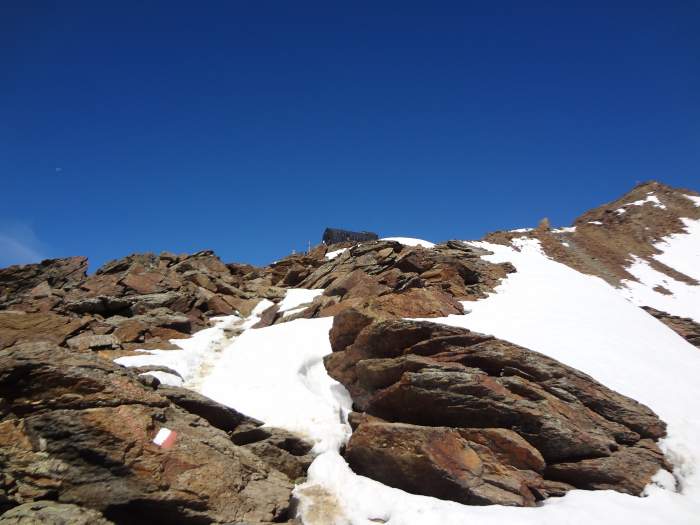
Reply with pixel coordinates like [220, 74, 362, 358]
[121, 271, 165, 294]
[457, 428, 545, 473]
[366, 287, 464, 318]
[545, 439, 670, 494]
[0, 312, 88, 350]
[346, 420, 538, 506]
[328, 308, 374, 353]
[327, 316, 670, 505]
[0, 257, 87, 306]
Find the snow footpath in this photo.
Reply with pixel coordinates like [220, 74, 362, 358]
[200, 316, 352, 453]
[621, 217, 700, 322]
[115, 260, 700, 524]
[115, 291, 352, 454]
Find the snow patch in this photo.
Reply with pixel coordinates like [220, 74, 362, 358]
[588, 221, 604, 225]
[684, 194, 700, 207]
[381, 237, 436, 248]
[652, 218, 700, 283]
[277, 288, 324, 313]
[114, 311, 252, 384]
[621, 256, 700, 322]
[617, 194, 667, 214]
[200, 317, 352, 454]
[325, 248, 348, 260]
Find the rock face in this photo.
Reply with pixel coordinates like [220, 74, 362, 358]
[0, 342, 310, 523]
[326, 313, 670, 506]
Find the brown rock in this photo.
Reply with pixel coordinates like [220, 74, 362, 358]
[457, 428, 545, 473]
[112, 319, 147, 343]
[0, 257, 87, 307]
[545, 439, 671, 494]
[328, 317, 670, 504]
[121, 271, 164, 294]
[146, 326, 189, 341]
[324, 270, 390, 301]
[328, 308, 374, 353]
[366, 287, 464, 318]
[0, 312, 88, 350]
[346, 420, 538, 506]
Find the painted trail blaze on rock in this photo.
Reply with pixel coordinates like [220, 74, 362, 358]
[153, 428, 177, 449]
[327, 313, 671, 506]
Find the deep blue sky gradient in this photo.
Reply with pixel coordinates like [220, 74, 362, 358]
[1, 1, 698, 269]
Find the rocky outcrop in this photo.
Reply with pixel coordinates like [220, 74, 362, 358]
[0, 251, 274, 355]
[326, 313, 670, 506]
[642, 306, 700, 348]
[0, 257, 88, 313]
[0, 342, 309, 523]
[273, 240, 514, 321]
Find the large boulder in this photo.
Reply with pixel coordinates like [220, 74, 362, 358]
[327, 314, 670, 505]
[346, 419, 540, 506]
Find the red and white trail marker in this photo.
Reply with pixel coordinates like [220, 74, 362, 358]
[153, 428, 177, 449]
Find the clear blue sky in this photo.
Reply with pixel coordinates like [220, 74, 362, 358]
[1, 1, 698, 269]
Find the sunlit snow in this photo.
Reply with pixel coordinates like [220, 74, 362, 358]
[683, 194, 700, 207]
[381, 237, 436, 248]
[620, 218, 700, 322]
[277, 288, 324, 313]
[325, 248, 348, 260]
[652, 218, 700, 282]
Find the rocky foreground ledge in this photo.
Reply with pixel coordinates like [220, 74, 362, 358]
[0, 341, 313, 524]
